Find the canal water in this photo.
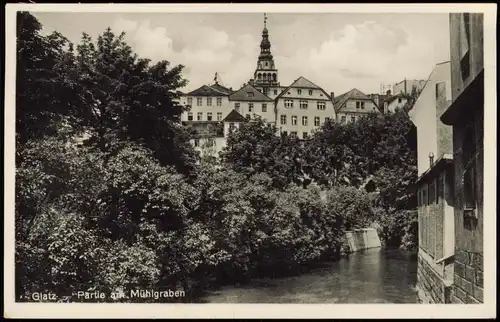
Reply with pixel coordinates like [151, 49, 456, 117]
[199, 248, 418, 303]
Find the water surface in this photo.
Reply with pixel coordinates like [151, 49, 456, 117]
[200, 248, 418, 303]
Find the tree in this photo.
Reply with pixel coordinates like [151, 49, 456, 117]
[66, 27, 197, 175]
[220, 118, 306, 189]
[16, 12, 78, 145]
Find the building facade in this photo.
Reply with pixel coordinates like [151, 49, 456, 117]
[393, 79, 426, 96]
[333, 88, 381, 124]
[228, 83, 275, 122]
[275, 77, 335, 139]
[180, 14, 336, 151]
[409, 61, 454, 304]
[440, 12, 484, 304]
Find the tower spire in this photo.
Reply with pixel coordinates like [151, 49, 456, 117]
[264, 13, 267, 29]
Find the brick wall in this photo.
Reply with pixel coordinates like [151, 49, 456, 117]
[417, 253, 452, 303]
[449, 89, 484, 304]
[450, 250, 483, 303]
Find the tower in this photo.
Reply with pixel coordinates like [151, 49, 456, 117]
[254, 13, 279, 92]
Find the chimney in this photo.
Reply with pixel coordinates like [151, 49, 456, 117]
[249, 79, 254, 86]
[330, 92, 335, 100]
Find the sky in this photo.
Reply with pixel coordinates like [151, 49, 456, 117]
[32, 12, 451, 95]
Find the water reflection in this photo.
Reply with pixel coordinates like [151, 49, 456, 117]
[199, 248, 418, 303]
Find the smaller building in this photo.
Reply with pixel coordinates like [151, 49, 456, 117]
[189, 109, 248, 162]
[228, 83, 275, 122]
[333, 88, 381, 124]
[275, 76, 335, 139]
[383, 93, 408, 114]
[392, 79, 426, 96]
[180, 80, 234, 123]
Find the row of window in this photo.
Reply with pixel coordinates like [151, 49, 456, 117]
[356, 101, 366, 109]
[234, 103, 267, 113]
[187, 97, 223, 107]
[281, 131, 310, 140]
[340, 115, 358, 123]
[284, 100, 326, 110]
[417, 175, 445, 207]
[188, 112, 224, 121]
[280, 115, 327, 126]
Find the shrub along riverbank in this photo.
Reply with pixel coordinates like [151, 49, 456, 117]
[15, 12, 418, 303]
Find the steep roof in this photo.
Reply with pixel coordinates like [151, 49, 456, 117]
[276, 76, 332, 100]
[222, 109, 247, 122]
[229, 83, 273, 102]
[186, 84, 231, 97]
[211, 83, 233, 95]
[332, 88, 376, 112]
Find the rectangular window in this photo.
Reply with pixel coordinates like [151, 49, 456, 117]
[317, 102, 326, 110]
[437, 174, 444, 202]
[187, 112, 193, 121]
[216, 97, 222, 106]
[207, 97, 212, 106]
[280, 115, 287, 125]
[234, 102, 240, 112]
[274, 89, 278, 95]
[351, 116, 356, 123]
[309, 90, 313, 96]
[361, 102, 365, 109]
[263, 87, 269, 95]
[197, 112, 203, 121]
[302, 116, 308, 126]
[341, 116, 346, 123]
[187, 97, 193, 106]
[207, 112, 212, 121]
[302, 132, 308, 139]
[325, 117, 330, 123]
[314, 117, 320, 126]
[262, 103, 267, 112]
[229, 123, 235, 131]
[429, 179, 436, 204]
[248, 103, 254, 112]
[282, 130, 288, 136]
[291, 115, 297, 125]
[297, 89, 302, 95]
[356, 102, 360, 109]
[285, 100, 294, 108]
[291, 131, 298, 138]
[300, 100, 308, 109]
[422, 184, 428, 206]
[463, 124, 477, 211]
[217, 112, 222, 121]
[197, 97, 202, 106]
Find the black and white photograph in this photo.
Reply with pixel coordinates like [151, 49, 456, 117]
[4, 3, 496, 319]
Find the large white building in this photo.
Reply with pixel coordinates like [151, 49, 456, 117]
[179, 15, 338, 157]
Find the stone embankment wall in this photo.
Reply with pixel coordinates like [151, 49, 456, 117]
[343, 228, 382, 253]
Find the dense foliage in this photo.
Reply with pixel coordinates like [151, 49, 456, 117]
[15, 12, 419, 302]
[220, 111, 419, 250]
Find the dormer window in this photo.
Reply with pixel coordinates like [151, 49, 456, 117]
[247, 92, 254, 97]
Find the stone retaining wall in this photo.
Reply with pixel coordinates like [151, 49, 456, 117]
[450, 250, 483, 304]
[344, 228, 382, 253]
[416, 252, 452, 303]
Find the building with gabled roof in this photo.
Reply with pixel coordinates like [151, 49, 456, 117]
[275, 76, 335, 139]
[333, 88, 381, 124]
[229, 83, 274, 122]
